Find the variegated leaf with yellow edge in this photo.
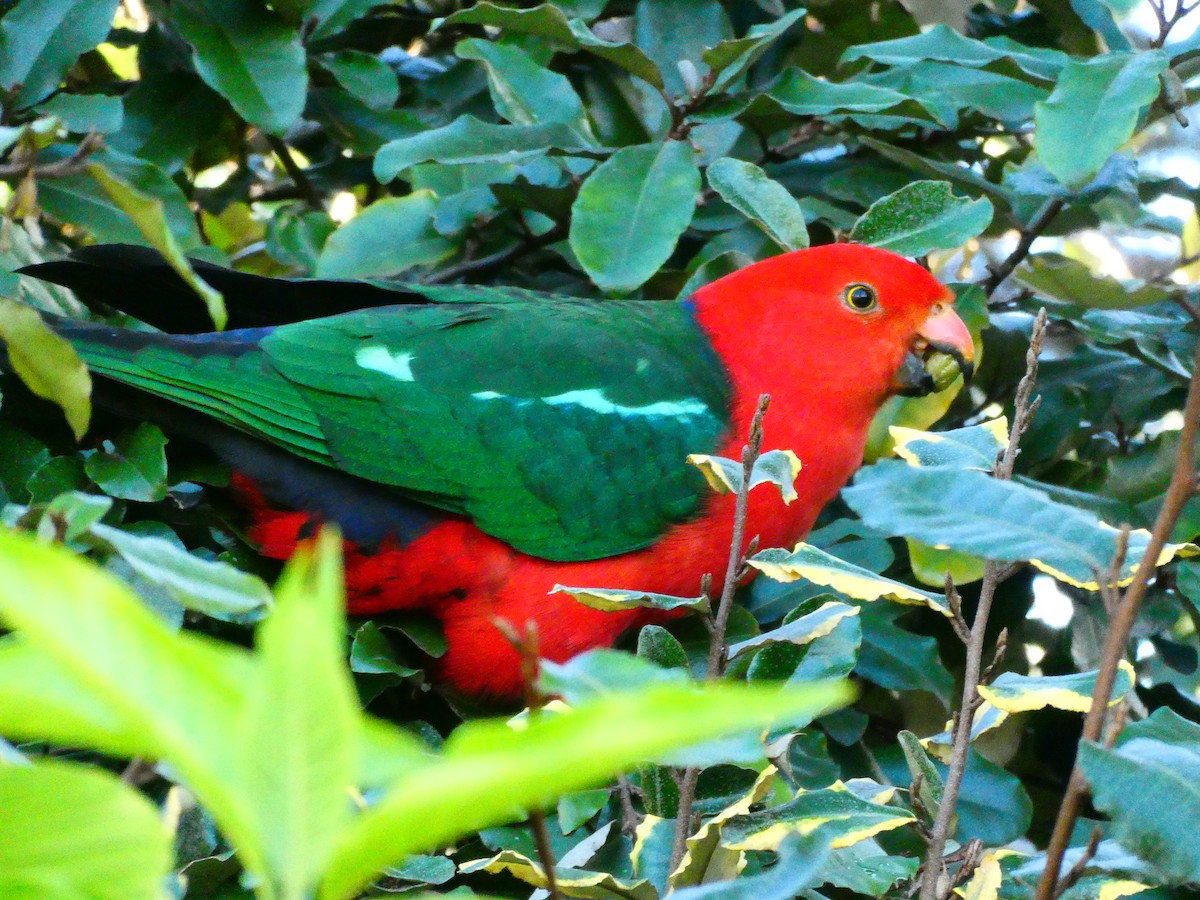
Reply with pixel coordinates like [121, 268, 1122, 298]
[922, 662, 1135, 762]
[727, 601, 859, 660]
[955, 851, 1002, 900]
[977, 661, 1136, 714]
[891, 419, 1008, 471]
[720, 782, 915, 852]
[686, 450, 803, 503]
[748, 543, 951, 615]
[550, 585, 709, 615]
[922, 703, 1009, 763]
[458, 849, 658, 900]
[668, 765, 779, 890]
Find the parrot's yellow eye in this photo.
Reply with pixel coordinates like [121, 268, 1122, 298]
[844, 283, 878, 312]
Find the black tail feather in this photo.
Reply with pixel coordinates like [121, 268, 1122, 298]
[18, 244, 432, 334]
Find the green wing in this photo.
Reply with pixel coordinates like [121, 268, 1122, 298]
[76, 298, 733, 561]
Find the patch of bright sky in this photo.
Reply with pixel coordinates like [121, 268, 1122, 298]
[1029, 574, 1075, 629]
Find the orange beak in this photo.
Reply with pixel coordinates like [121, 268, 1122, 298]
[892, 300, 976, 397]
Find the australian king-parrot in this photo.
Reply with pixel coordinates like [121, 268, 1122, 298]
[11, 242, 973, 699]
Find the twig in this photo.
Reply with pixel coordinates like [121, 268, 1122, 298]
[265, 135, 321, 210]
[1150, 0, 1197, 48]
[424, 222, 568, 284]
[1036, 314, 1200, 900]
[669, 394, 771, 872]
[0, 132, 102, 180]
[617, 776, 641, 838]
[984, 200, 1066, 297]
[1054, 826, 1103, 898]
[918, 311, 1047, 900]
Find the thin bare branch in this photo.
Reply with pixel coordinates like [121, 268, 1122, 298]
[671, 394, 771, 872]
[985, 201, 1066, 297]
[265, 135, 322, 210]
[1036, 326, 1200, 900]
[919, 311, 1047, 900]
[0, 132, 103, 180]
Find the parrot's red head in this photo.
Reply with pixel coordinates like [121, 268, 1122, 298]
[691, 242, 975, 416]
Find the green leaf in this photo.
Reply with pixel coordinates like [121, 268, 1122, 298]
[898, 729, 945, 822]
[844, 460, 1196, 590]
[0, 760, 173, 899]
[0, 527, 266, 877]
[856, 604, 953, 701]
[570, 141, 700, 294]
[37, 93, 124, 133]
[1078, 709, 1200, 883]
[318, 680, 852, 899]
[707, 158, 808, 251]
[850, 180, 994, 257]
[315, 192, 455, 279]
[0, 0, 120, 106]
[633, 0, 732, 97]
[350, 621, 418, 676]
[552, 585, 709, 614]
[436, 2, 665, 88]
[1016, 252, 1175, 309]
[842, 25, 1065, 82]
[638, 624, 689, 669]
[701, 8, 808, 92]
[540, 649, 690, 703]
[1034, 51, 1168, 189]
[168, 0, 307, 135]
[85, 162, 226, 329]
[83, 423, 168, 503]
[673, 832, 833, 899]
[0, 297, 91, 440]
[748, 542, 949, 613]
[318, 50, 399, 109]
[457, 38, 592, 137]
[728, 601, 859, 660]
[240, 530, 360, 898]
[375, 116, 594, 182]
[766, 70, 940, 125]
[110, 71, 227, 174]
[90, 522, 274, 622]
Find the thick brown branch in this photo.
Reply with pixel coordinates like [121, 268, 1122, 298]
[1036, 322, 1200, 900]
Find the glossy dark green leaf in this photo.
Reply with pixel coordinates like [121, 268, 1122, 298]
[315, 193, 455, 278]
[457, 38, 592, 136]
[856, 603, 952, 701]
[169, 0, 307, 135]
[38, 93, 124, 133]
[0, 0, 120, 105]
[110, 71, 227, 174]
[844, 460, 1193, 589]
[702, 8, 807, 92]
[843, 25, 1065, 82]
[83, 423, 168, 503]
[349, 622, 418, 677]
[437, 2, 665, 88]
[318, 50, 399, 110]
[767, 70, 940, 125]
[707, 157, 808, 251]
[570, 141, 700, 293]
[633, 0, 731, 97]
[1034, 51, 1169, 189]
[1079, 709, 1200, 883]
[851, 180, 994, 257]
[375, 116, 593, 182]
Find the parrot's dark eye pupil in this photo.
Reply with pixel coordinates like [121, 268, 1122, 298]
[845, 284, 877, 311]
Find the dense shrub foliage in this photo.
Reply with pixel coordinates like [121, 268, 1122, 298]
[0, 0, 1198, 898]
